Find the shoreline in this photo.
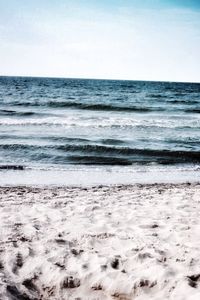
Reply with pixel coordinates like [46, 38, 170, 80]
[1, 183, 200, 299]
[0, 181, 200, 188]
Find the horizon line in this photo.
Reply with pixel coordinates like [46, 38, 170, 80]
[0, 74, 199, 85]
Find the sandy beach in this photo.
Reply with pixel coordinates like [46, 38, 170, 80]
[0, 183, 200, 299]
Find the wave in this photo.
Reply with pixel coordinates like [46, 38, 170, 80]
[1, 78, 200, 169]
[5, 100, 200, 114]
[0, 109, 51, 117]
[1, 143, 200, 164]
[148, 94, 166, 98]
[0, 120, 63, 126]
[99, 138, 125, 145]
[67, 155, 132, 165]
[11, 100, 165, 112]
[58, 144, 200, 161]
[0, 117, 199, 129]
[48, 101, 156, 112]
[0, 134, 23, 140]
[0, 109, 35, 116]
[46, 137, 91, 143]
[185, 109, 200, 113]
[0, 144, 54, 152]
[43, 137, 125, 145]
[167, 100, 199, 105]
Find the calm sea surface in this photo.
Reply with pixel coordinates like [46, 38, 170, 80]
[0, 76, 199, 185]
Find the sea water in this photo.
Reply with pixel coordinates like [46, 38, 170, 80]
[0, 76, 199, 185]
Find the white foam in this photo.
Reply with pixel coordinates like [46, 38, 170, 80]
[0, 113, 199, 128]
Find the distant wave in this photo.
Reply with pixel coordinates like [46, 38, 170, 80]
[148, 94, 166, 98]
[11, 100, 166, 112]
[47, 101, 157, 112]
[7, 100, 200, 113]
[168, 100, 199, 105]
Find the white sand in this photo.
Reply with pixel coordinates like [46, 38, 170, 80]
[0, 183, 200, 300]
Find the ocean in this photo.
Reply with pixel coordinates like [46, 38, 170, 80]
[0, 76, 200, 185]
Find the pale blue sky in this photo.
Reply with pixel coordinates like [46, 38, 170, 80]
[0, 0, 200, 82]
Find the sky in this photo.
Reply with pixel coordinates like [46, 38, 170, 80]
[0, 0, 200, 82]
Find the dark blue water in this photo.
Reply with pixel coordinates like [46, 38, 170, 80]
[0, 76, 200, 184]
